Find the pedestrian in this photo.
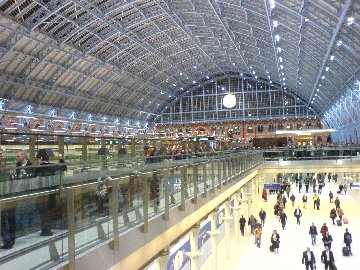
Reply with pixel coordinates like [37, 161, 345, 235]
[259, 208, 266, 227]
[239, 215, 246, 236]
[286, 185, 291, 198]
[322, 231, 333, 250]
[248, 214, 256, 235]
[334, 197, 340, 210]
[305, 180, 310, 193]
[343, 184, 347, 194]
[280, 211, 287, 230]
[294, 206, 302, 225]
[316, 197, 321, 210]
[282, 195, 287, 208]
[254, 226, 262, 248]
[329, 191, 334, 203]
[313, 194, 319, 209]
[290, 193, 296, 207]
[271, 230, 280, 254]
[321, 245, 335, 270]
[329, 208, 337, 225]
[343, 228, 352, 255]
[337, 207, 344, 222]
[309, 222, 318, 245]
[302, 246, 316, 270]
[299, 182, 303, 193]
[302, 194, 308, 209]
[320, 223, 328, 237]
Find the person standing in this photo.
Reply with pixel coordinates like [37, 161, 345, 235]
[316, 197, 321, 210]
[305, 179, 310, 193]
[302, 194, 308, 209]
[271, 230, 280, 254]
[290, 193, 296, 207]
[294, 206, 302, 225]
[337, 207, 344, 222]
[309, 222, 318, 245]
[239, 215, 246, 236]
[322, 231, 333, 250]
[259, 208, 266, 227]
[254, 226, 262, 248]
[302, 247, 316, 270]
[329, 191, 334, 203]
[299, 182, 303, 193]
[344, 228, 352, 255]
[280, 211, 287, 230]
[321, 245, 335, 270]
[334, 197, 340, 210]
[248, 214, 256, 235]
[329, 208, 337, 225]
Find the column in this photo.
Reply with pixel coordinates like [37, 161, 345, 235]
[141, 173, 149, 233]
[202, 162, 207, 198]
[110, 181, 119, 250]
[185, 224, 202, 270]
[81, 137, 88, 161]
[192, 163, 198, 204]
[223, 199, 233, 259]
[58, 136, 64, 159]
[163, 168, 170, 220]
[130, 138, 136, 157]
[232, 193, 241, 243]
[29, 135, 36, 163]
[211, 160, 215, 193]
[155, 247, 170, 270]
[207, 210, 220, 270]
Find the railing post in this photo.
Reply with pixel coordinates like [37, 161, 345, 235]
[202, 162, 207, 198]
[192, 163, 198, 204]
[222, 158, 227, 185]
[217, 159, 222, 188]
[141, 173, 149, 233]
[163, 168, 170, 220]
[211, 160, 215, 193]
[179, 166, 186, 211]
[66, 188, 76, 270]
[110, 180, 119, 251]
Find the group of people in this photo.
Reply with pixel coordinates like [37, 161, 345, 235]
[239, 172, 354, 270]
[1, 152, 67, 249]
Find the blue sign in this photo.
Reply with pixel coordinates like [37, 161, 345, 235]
[264, 183, 281, 190]
[198, 221, 211, 249]
[350, 182, 360, 190]
[167, 240, 191, 270]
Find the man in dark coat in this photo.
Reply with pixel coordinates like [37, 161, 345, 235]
[239, 215, 246, 236]
[321, 245, 335, 270]
[302, 247, 316, 270]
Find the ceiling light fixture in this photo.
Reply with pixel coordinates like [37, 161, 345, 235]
[223, 93, 236, 109]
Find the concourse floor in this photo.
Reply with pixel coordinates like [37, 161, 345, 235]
[200, 180, 360, 270]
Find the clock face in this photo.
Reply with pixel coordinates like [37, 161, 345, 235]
[173, 250, 184, 270]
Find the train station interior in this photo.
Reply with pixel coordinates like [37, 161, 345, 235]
[0, 0, 359, 270]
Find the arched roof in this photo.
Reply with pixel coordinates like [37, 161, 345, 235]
[0, 0, 359, 125]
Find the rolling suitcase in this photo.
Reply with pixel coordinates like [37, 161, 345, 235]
[342, 246, 350, 256]
[336, 219, 342, 226]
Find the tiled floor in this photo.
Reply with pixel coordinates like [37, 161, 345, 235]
[200, 179, 360, 270]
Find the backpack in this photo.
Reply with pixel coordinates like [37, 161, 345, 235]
[345, 234, 352, 243]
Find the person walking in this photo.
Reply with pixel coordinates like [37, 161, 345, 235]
[254, 226, 262, 248]
[313, 194, 319, 209]
[329, 208, 337, 225]
[316, 197, 321, 210]
[321, 245, 335, 270]
[299, 182, 303, 193]
[302, 247, 316, 270]
[239, 215, 246, 236]
[290, 193, 296, 207]
[309, 222, 318, 245]
[271, 230, 280, 254]
[259, 208, 266, 227]
[343, 228, 352, 255]
[329, 191, 334, 203]
[280, 211, 287, 230]
[294, 206, 302, 225]
[320, 223, 328, 237]
[337, 207, 344, 222]
[248, 214, 256, 235]
[334, 197, 340, 210]
[302, 194, 308, 209]
[322, 231, 333, 250]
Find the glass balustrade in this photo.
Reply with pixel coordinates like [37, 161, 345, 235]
[0, 150, 263, 269]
